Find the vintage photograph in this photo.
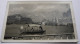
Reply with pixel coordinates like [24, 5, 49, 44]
[2, 1, 78, 42]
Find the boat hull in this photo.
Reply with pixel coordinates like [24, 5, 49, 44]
[20, 30, 46, 35]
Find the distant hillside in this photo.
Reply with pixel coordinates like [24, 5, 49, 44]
[7, 14, 33, 24]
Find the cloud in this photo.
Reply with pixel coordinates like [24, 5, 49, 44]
[8, 3, 70, 22]
[32, 4, 69, 13]
[33, 5, 56, 12]
[11, 7, 24, 12]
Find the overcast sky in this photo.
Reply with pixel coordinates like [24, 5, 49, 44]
[8, 3, 71, 22]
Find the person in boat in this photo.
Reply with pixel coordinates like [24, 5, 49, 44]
[39, 26, 43, 31]
[20, 25, 24, 32]
[19, 25, 24, 35]
[25, 24, 30, 32]
[28, 24, 30, 27]
[20, 25, 24, 30]
[31, 27, 34, 32]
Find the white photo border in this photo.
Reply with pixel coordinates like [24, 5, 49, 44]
[1, 1, 78, 42]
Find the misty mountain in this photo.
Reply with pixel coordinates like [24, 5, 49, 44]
[7, 14, 33, 24]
